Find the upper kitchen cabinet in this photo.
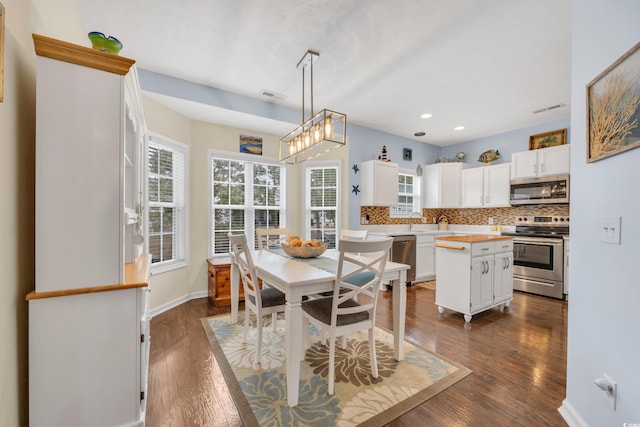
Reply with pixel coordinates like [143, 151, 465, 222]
[361, 160, 399, 206]
[511, 145, 570, 179]
[424, 163, 468, 208]
[462, 163, 511, 207]
[33, 34, 148, 292]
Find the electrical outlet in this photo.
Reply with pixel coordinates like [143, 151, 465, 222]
[594, 374, 617, 410]
[601, 216, 621, 244]
[488, 217, 494, 225]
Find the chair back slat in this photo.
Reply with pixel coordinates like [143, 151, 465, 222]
[229, 233, 261, 309]
[256, 227, 290, 249]
[331, 238, 393, 322]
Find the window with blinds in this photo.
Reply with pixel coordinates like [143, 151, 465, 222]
[390, 171, 421, 217]
[210, 155, 285, 255]
[148, 135, 188, 271]
[305, 163, 339, 249]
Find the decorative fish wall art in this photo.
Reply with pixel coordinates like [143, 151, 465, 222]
[477, 149, 501, 164]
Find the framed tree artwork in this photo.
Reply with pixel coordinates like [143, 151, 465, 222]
[587, 41, 640, 162]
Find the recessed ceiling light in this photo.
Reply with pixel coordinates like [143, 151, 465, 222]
[454, 126, 465, 131]
[414, 131, 426, 137]
[420, 113, 433, 119]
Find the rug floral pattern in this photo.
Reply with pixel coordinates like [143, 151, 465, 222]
[203, 314, 471, 427]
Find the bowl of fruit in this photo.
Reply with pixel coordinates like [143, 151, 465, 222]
[280, 235, 327, 258]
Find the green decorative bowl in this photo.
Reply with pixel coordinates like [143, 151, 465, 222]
[88, 32, 123, 55]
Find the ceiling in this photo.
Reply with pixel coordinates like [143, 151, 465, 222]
[76, 0, 571, 147]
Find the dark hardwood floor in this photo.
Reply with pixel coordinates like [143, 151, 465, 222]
[147, 286, 568, 426]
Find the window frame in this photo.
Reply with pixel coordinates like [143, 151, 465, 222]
[389, 167, 422, 218]
[147, 132, 189, 275]
[208, 149, 286, 256]
[303, 160, 341, 249]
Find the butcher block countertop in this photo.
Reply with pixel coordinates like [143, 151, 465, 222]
[436, 234, 514, 243]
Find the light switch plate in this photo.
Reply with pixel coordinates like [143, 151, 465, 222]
[601, 216, 621, 244]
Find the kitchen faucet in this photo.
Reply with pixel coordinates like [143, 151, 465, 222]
[409, 211, 422, 231]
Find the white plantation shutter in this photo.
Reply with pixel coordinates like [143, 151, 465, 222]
[148, 134, 188, 271]
[305, 163, 339, 249]
[210, 154, 285, 255]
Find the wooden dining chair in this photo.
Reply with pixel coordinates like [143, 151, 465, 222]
[229, 233, 286, 364]
[302, 237, 393, 395]
[256, 227, 290, 249]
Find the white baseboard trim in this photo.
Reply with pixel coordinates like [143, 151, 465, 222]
[150, 290, 208, 318]
[558, 399, 588, 427]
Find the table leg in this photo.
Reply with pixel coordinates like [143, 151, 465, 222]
[391, 270, 407, 361]
[285, 297, 303, 407]
[230, 260, 239, 323]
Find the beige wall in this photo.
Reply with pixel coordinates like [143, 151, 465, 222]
[1, 1, 86, 425]
[143, 96, 350, 311]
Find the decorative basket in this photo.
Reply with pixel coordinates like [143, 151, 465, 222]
[280, 242, 328, 258]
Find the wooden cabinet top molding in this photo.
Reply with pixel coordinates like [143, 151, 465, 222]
[33, 33, 135, 75]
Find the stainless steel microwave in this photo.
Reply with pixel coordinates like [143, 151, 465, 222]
[509, 174, 569, 205]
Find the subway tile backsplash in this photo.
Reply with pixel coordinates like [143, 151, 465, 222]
[360, 205, 570, 226]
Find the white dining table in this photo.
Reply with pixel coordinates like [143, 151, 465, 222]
[229, 248, 410, 407]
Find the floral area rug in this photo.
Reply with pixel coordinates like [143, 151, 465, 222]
[201, 313, 471, 427]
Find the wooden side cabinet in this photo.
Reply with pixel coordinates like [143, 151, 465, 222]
[207, 257, 243, 306]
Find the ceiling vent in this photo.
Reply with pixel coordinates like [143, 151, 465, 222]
[533, 103, 565, 114]
[260, 89, 287, 100]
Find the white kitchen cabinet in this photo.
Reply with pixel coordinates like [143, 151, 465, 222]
[435, 236, 513, 322]
[28, 35, 150, 427]
[415, 233, 436, 281]
[462, 163, 511, 207]
[511, 145, 570, 179]
[424, 163, 469, 208]
[360, 160, 399, 206]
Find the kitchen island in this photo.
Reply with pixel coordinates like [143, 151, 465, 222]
[435, 235, 514, 323]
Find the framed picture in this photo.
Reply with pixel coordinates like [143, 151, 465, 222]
[239, 134, 262, 155]
[587, 41, 640, 162]
[0, 2, 5, 102]
[403, 148, 412, 161]
[529, 128, 567, 150]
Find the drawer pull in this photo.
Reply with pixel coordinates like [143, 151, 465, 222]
[436, 243, 466, 251]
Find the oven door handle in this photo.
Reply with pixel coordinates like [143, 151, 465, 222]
[514, 237, 564, 245]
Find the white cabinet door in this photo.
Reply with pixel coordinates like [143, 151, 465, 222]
[538, 144, 570, 176]
[415, 234, 435, 281]
[494, 251, 513, 303]
[360, 160, 399, 206]
[462, 167, 485, 207]
[511, 145, 570, 179]
[424, 163, 468, 208]
[463, 164, 511, 207]
[511, 150, 539, 179]
[470, 255, 494, 312]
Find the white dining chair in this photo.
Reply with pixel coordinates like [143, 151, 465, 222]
[256, 227, 290, 250]
[302, 237, 393, 395]
[229, 233, 286, 364]
[340, 229, 368, 241]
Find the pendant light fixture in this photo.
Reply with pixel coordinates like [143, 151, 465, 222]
[279, 50, 347, 164]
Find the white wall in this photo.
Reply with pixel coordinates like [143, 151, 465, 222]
[1, 1, 86, 424]
[561, 0, 640, 425]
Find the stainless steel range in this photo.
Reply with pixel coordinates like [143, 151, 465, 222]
[502, 215, 569, 299]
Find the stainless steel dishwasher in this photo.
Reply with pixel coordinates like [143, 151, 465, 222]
[390, 234, 416, 284]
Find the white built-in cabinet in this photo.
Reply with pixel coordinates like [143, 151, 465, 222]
[435, 237, 513, 323]
[27, 34, 151, 427]
[360, 160, 399, 206]
[423, 163, 469, 208]
[511, 144, 570, 179]
[462, 163, 511, 207]
[415, 233, 436, 281]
